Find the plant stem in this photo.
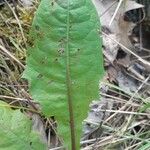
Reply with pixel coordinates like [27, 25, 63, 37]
[66, 0, 76, 149]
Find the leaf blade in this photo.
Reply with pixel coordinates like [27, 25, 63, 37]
[24, 0, 104, 149]
[0, 101, 46, 150]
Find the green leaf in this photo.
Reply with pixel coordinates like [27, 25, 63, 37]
[0, 101, 46, 150]
[23, 0, 104, 149]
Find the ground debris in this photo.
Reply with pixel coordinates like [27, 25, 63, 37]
[82, 0, 150, 149]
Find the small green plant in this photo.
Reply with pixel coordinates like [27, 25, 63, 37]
[23, 0, 104, 149]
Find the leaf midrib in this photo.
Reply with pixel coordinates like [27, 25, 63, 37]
[66, 0, 76, 149]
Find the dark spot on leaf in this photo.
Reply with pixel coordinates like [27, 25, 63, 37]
[51, 2, 54, 6]
[102, 45, 105, 49]
[58, 38, 64, 43]
[51, 0, 58, 6]
[40, 60, 45, 64]
[30, 142, 32, 145]
[37, 74, 43, 79]
[55, 58, 58, 62]
[77, 48, 80, 52]
[58, 48, 64, 55]
[35, 25, 40, 31]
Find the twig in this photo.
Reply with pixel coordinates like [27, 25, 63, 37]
[0, 45, 25, 68]
[109, 0, 124, 26]
[0, 95, 28, 102]
[99, 109, 150, 116]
